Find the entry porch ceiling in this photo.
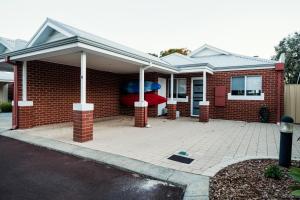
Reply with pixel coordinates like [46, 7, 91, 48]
[42, 52, 142, 74]
[11, 45, 175, 74]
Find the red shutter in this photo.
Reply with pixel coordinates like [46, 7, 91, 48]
[215, 86, 226, 107]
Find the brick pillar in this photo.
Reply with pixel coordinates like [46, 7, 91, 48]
[134, 101, 148, 127]
[167, 100, 177, 120]
[73, 103, 94, 142]
[18, 101, 34, 129]
[199, 101, 210, 122]
[275, 63, 284, 124]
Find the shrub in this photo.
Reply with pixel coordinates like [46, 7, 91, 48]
[264, 165, 283, 180]
[289, 167, 300, 197]
[259, 105, 270, 123]
[0, 102, 12, 112]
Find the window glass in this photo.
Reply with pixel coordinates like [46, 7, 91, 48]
[168, 78, 187, 99]
[246, 76, 262, 96]
[231, 76, 245, 95]
[177, 79, 187, 98]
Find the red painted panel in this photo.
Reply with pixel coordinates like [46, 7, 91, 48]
[215, 86, 226, 107]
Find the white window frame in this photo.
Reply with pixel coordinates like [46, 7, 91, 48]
[228, 75, 264, 101]
[168, 78, 188, 102]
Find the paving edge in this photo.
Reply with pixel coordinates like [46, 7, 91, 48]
[0, 130, 210, 200]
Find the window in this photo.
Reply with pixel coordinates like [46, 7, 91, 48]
[168, 78, 187, 101]
[229, 76, 263, 100]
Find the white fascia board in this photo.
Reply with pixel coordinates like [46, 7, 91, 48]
[27, 21, 74, 48]
[214, 66, 275, 72]
[0, 79, 14, 83]
[9, 43, 78, 61]
[78, 43, 177, 73]
[179, 67, 214, 74]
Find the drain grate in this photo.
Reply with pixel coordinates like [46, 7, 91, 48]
[168, 155, 194, 164]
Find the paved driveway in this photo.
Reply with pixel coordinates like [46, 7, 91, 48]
[0, 136, 183, 200]
[20, 117, 300, 176]
[0, 112, 12, 132]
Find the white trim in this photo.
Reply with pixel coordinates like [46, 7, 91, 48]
[73, 103, 94, 111]
[228, 93, 265, 101]
[80, 51, 86, 103]
[188, 44, 230, 57]
[179, 68, 214, 75]
[203, 71, 207, 102]
[139, 67, 144, 102]
[134, 101, 148, 107]
[213, 66, 275, 72]
[170, 73, 174, 102]
[167, 100, 177, 105]
[199, 101, 210, 106]
[9, 43, 78, 60]
[78, 43, 178, 73]
[22, 61, 27, 101]
[27, 21, 74, 47]
[18, 101, 33, 107]
[190, 77, 204, 117]
[173, 97, 189, 102]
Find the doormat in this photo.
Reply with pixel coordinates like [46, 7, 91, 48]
[168, 155, 194, 164]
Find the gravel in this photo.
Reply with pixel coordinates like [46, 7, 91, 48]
[210, 159, 299, 199]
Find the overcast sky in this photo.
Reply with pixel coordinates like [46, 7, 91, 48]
[1, 0, 299, 59]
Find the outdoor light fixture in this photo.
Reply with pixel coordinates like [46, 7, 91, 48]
[279, 116, 294, 167]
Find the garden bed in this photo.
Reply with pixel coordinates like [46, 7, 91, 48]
[210, 159, 299, 199]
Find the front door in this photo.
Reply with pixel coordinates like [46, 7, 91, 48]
[157, 78, 167, 116]
[191, 78, 203, 116]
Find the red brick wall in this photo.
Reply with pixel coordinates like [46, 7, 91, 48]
[173, 69, 283, 123]
[17, 60, 121, 127]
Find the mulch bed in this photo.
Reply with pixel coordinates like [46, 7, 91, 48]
[210, 159, 300, 199]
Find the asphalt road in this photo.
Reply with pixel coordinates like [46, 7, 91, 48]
[0, 136, 184, 200]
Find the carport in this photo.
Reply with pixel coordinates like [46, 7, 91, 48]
[0, 18, 178, 142]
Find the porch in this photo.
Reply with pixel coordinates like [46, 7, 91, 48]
[18, 117, 300, 176]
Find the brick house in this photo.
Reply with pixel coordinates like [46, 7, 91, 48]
[0, 37, 27, 103]
[0, 18, 284, 142]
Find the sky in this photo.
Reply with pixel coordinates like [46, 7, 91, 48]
[1, 0, 299, 59]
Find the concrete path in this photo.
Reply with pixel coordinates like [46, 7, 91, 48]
[0, 112, 12, 132]
[17, 117, 300, 176]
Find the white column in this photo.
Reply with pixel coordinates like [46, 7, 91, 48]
[170, 73, 174, 101]
[139, 67, 144, 102]
[22, 61, 27, 101]
[73, 51, 93, 111]
[18, 61, 33, 107]
[80, 51, 86, 104]
[203, 71, 207, 102]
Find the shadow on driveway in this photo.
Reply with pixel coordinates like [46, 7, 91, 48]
[0, 136, 184, 200]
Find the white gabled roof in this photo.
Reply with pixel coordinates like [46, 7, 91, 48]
[161, 44, 277, 71]
[161, 53, 196, 65]
[0, 37, 27, 54]
[26, 18, 168, 66]
[1, 18, 277, 74]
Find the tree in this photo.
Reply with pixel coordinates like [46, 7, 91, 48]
[160, 48, 191, 57]
[274, 32, 300, 84]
